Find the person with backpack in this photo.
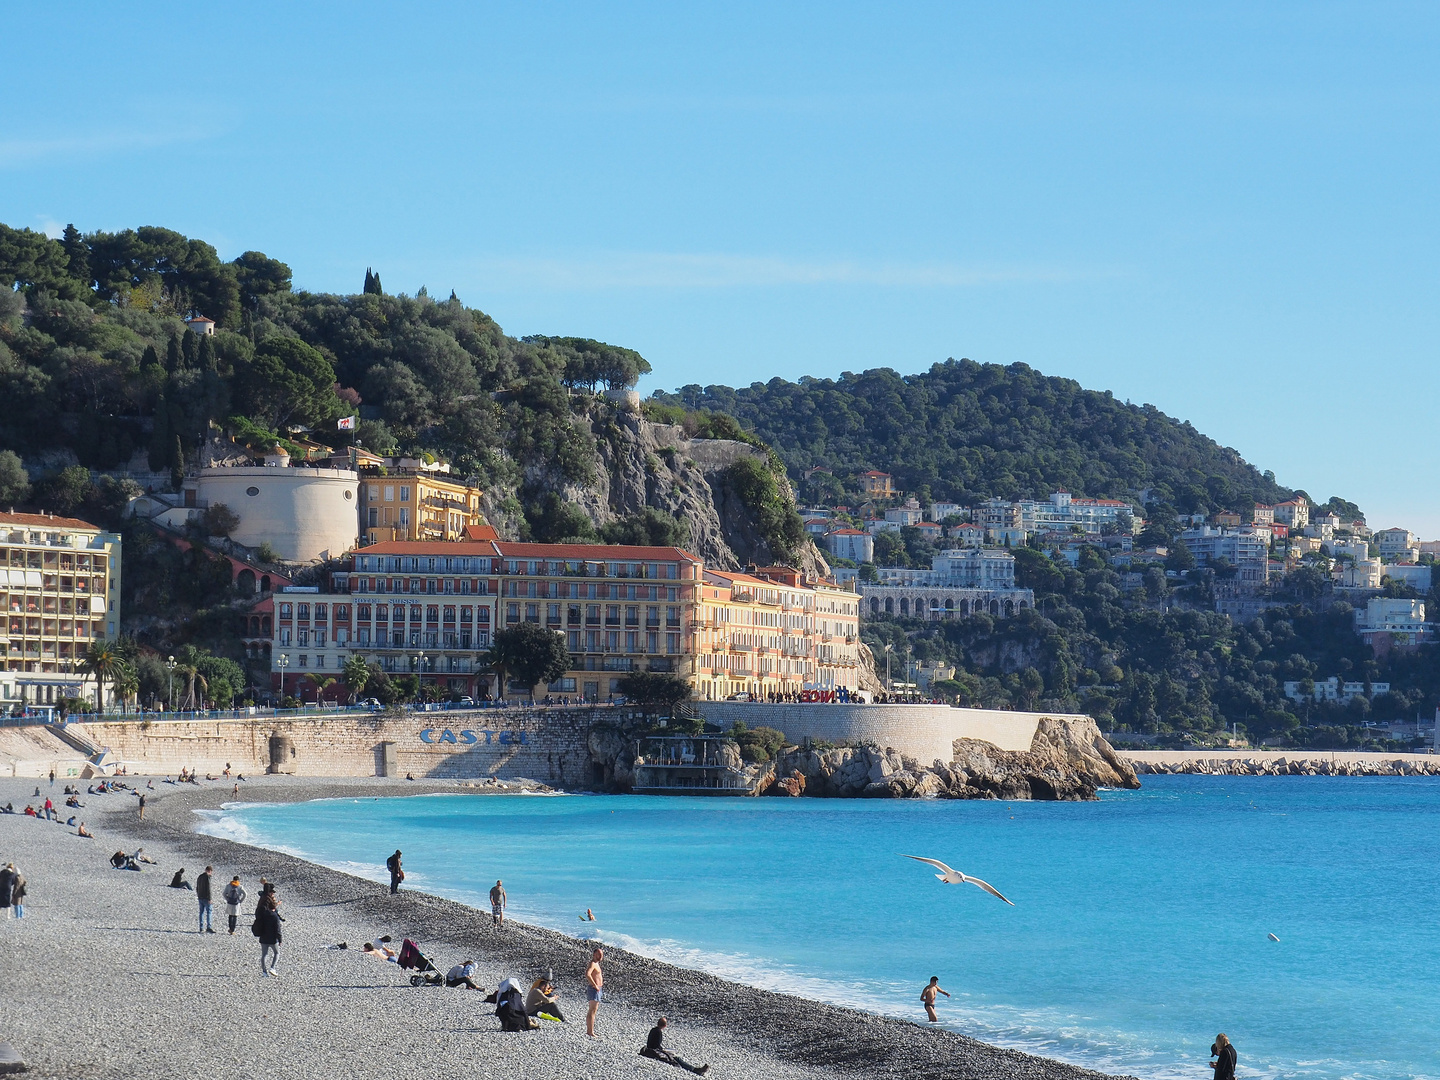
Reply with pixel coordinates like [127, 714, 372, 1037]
[223, 876, 247, 935]
[253, 889, 282, 976]
[1211, 1034, 1237, 1080]
[386, 850, 404, 894]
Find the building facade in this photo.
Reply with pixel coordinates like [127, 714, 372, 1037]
[1179, 526, 1271, 584]
[827, 529, 874, 564]
[0, 512, 121, 708]
[357, 464, 485, 545]
[859, 548, 1034, 620]
[693, 568, 860, 700]
[272, 541, 702, 702]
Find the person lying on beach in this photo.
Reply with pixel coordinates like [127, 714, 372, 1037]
[134, 848, 157, 864]
[362, 942, 397, 961]
[170, 869, 194, 890]
[445, 960, 482, 989]
[77, 822, 93, 838]
[640, 1017, 710, 1075]
[2, 803, 12, 813]
[65, 796, 81, 808]
[525, 977, 564, 1020]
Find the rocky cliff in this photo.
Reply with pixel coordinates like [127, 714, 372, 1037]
[587, 714, 1139, 801]
[488, 399, 827, 575]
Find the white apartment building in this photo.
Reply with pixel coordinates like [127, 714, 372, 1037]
[1180, 526, 1270, 583]
[929, 502, 964, 522]
[826, 529, 874, 564]
[1355, 598, 1431, 647]
[1376, 528, 1418, 560]
[1274, 499, 1310, 529]
[1283, 677, 1391, 703]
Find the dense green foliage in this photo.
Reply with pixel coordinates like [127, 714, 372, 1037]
[487, 622, 570, 694]
[658, 360, 1295, 509]
[0, 221, 653, 508]
[615, 671, 692, 709]
[866, 544, 1440, 748]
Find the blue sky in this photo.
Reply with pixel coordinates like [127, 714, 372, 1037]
[3, 4, 1436, 534]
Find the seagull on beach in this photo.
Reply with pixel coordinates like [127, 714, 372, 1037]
[901, 855, 1015, 905]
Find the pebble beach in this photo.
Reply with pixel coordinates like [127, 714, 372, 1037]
[0, 774, 1133, 1080]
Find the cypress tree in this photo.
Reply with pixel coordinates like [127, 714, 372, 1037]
[363, 268, 375, 294]
[198, 333, 217, 371]
[170, 435, 185, 490]
[370, 270, 383, 296]
[165, 337, 181, 373]
[181, 331, 197, 369]
[141, 344, 160, 370]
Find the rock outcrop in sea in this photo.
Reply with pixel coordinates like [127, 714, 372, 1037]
[768, 717, 1139, 801]
[589, 715, 1139, 801]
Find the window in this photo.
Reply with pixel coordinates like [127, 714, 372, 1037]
[279, 629, 292, 646]
[368, 508, 378, 527]
[315, 630, 327, 647]
[246, 486, 260, 497]
[525, 603, 539, 622]
[410, 605, 422, 623]
[399, 508, 410, 528]
[477, 607, 490, 625]
[375, 604, 387, 621]
[399, 486, 410, 502]
[507, 603, 519, 623]
[358, 628, 370, 645]
[279, 603, 292, 619]
[384, 486, 394, 502]
[316, 655, 325, 669]
[298, 629, 310, 646]
[298, 655, 308, 668]
[297, 603, 310, 621]
[315, 604, 327, 621]
[368, 486, 378, 499]
[460, 606, 472, 623]
[427, 606, 439, 623]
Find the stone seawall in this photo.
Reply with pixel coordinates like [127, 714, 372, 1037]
[696, 702, 1092, 761]
[49, 707, 647, 786]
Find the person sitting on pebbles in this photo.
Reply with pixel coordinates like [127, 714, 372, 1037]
[640, 1017, 710, 1075]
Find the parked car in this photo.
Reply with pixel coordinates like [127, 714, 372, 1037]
[726, 692, 753, 702]
[456, 696, 475, 707]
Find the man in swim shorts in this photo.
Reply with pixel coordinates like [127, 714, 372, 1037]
[921, 976, 950, 1022]
[584, 948, 604, 1037]
[489, 879, 507, 928]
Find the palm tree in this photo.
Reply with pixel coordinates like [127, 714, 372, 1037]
[81, 640, 124, 713]
[342, 654, 371, 703]
[112, 662, 139, 714]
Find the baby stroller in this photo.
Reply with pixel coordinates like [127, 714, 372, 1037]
[397, 938, 444, 986]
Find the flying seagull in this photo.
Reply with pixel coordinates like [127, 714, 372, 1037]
[901, 855, 1015, 905]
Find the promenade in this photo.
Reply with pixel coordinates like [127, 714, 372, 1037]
[0, 774, 1129, 1080]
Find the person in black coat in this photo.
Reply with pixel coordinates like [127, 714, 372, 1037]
[254, 893, 282, 977]
[1211, 1033, 1236, 1080]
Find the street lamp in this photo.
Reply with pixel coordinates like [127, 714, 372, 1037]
[276, 653, 290, 706]
[166, 655, 176, 711]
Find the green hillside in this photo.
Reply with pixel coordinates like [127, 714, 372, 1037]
[656, 362, 1296, 514]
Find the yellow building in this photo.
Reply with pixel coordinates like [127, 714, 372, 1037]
[693, 567, 861, 700]
[357, 464, 486, 545]
[859, 470, 895, 498]
[0, 512, 122, 707]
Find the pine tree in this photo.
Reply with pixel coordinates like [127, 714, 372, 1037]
[449, 290, 458, 302]
[165, 337, 181, 373]
[61, 224, 90, 289]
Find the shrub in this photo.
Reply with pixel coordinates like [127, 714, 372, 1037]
[729, 721, 788, 763]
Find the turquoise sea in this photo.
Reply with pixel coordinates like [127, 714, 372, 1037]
[198, 777, 1440, 1080]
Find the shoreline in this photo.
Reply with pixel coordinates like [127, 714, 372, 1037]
[1, 774, 1133, 1080]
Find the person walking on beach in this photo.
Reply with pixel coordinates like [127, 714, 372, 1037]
[137, 793, 145, 821]
[386, 849, 403, 894]
[0, 863, 14, 919]
[640, 1017, 710, 1074]
[196, 866, 214, 933]
[223, 876, 247, 935]
[584, 948, 604, 1037]
[921, 976, 950, 1022]
[254, 891, 282, 976]
[489, 879, 507, 928]
[1211, 1034, 1236, 1080]
[49, 768, 55, 787]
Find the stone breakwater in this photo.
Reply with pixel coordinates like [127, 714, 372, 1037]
[1131, 754, 1440, 777]
[766, 717, 1140, 801]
